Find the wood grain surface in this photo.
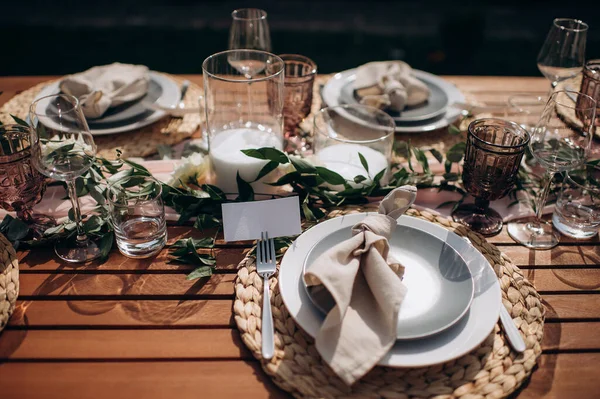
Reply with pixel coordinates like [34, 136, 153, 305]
[1, 75, 599, 399]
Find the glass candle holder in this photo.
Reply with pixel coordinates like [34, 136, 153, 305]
[452, 118, 529, 236]
[107, 175, 167, 259]
[202, 50, 284, 194]
[313, 104, 395, 188]
[577, 59, 600, 127]
[280, 54, 317, 154]
[552, 165, 600, 239]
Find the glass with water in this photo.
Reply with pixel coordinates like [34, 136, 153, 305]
[553, 165, 600, 239]
[107, 175, 167, 258]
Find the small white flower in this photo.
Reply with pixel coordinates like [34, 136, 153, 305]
[168, 152, 210, 187]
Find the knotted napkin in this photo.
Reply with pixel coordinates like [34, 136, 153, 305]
[59, 62, 150, 119]
[304, 185, 417, 385]
[355, 61, 430, 112]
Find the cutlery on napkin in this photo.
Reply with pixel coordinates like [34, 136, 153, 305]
[354, 61, 430, 112]
[303, 185, 417, 385]
[59, 62, 150, 119]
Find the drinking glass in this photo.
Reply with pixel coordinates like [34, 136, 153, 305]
[313, 104, 395, 188]
[507, 90, 597, 249]
[280, 54, 317, 154]
[29, 94, 99, 262]
[552, 165, 600, 239]
[577, 59, 600, 128]
[537, 18, 588, 90]
[452, 119, 530, 236]
[202, 50, 284, 194]
[0, 124, 54, 234]
[228, 8, 271, 52]
[506, 94, 547, 133]
[107, 175, 166, 258]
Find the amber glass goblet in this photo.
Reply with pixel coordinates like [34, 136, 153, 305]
[0, 124, 54, 234]
[452, 118, 530, 236]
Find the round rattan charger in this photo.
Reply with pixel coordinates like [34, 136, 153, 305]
[234, 206, 544, 399]
[0, 73, 202, 159]
[0, 233, 19, 332]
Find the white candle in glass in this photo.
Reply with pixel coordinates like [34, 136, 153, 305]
[210, 128, 283, 194]
[317, 143, 389, 185]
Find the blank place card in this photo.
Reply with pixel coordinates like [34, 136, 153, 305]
[221, 196, 302, 242]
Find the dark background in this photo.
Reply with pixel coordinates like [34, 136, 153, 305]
[1, 0, 598, 77]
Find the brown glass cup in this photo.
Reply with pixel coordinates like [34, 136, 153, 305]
[280, 54, 317, 153]
[452, 118, 529, 236]
[577, 59, 600, 127]
[0, 124, 54, 234]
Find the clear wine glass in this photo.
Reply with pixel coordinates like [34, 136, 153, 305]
[537, 18, 588, 91]
[507, 90, 597, 249]
[228, 8, 271, 52]
[29, 94, 100, 263]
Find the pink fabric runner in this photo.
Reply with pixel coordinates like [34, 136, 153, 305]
[0, 159, 548, 224]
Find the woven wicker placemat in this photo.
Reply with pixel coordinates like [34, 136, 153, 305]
[0, 233, 19, 332]
[0, 74, 202, 159]
[234, 206, 544, 399]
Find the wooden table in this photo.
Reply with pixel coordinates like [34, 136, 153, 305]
[1, 75, 599, 399]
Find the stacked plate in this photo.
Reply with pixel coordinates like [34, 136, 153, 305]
[279, 213, 501, 368]
[34, 72, 181, 136]
[321, 65, 466, 134]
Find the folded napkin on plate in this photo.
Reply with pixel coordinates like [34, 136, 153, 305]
[303, 185, 417, 385]
[59, 62, 150, 119]
[355, 61, 430, 112]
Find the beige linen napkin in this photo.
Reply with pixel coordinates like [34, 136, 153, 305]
[355, 61, 430, 112]
[59, 62, 150, 119]
[304, 185, 417, 385]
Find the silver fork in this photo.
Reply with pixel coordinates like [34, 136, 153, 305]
[256, 231, 276, 360]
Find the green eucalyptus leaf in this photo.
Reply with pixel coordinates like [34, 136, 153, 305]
[194, 214, 221, 230]
[290, 156, 317, 173]
[412, 148, 430, 174]
[236, 172, 254, 202]
[98, 232, 114, 260]
[316, 167, 345, 185]
[444, 160, 452, 173]
[354, 175, 367, 184]
[186, 266, 214, 280]
[448, 124, 462, 136]
[358, 153, 369, 173]
[241, 147, 289, 164]
[10, 115, 29, 127]
[447, 142, 466, 163]
[430, 149, 443, 163]
[254, 161, 279, 182]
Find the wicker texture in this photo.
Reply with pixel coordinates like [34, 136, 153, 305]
[0, 74, 202, 159]
[0, 233, 19, 332]
[234, 206, 544, 399]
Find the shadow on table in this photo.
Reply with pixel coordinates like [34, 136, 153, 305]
[57, 270, 218, 325]
[551, 246, 600, 290]
[0, 306, 29, 360]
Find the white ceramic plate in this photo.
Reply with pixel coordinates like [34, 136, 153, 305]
[302, 224, 475, 340]
[279, 214, 501, 368]
[321, 68, 466, 134]
[34, 72, 180, 136]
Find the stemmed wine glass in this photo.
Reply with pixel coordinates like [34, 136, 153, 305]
[507, 90, 597, 249]
[29, 94, 100, 263]
[537, 18, 588, 92]
[228, 8, 271, 52]
[228, 9, 272, 79]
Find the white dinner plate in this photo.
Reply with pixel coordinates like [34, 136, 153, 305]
[302, 223, 475, 340]
[34, 72, 180, 136]
[279, 213, 502, 368]
[321, 68, 466, 134]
